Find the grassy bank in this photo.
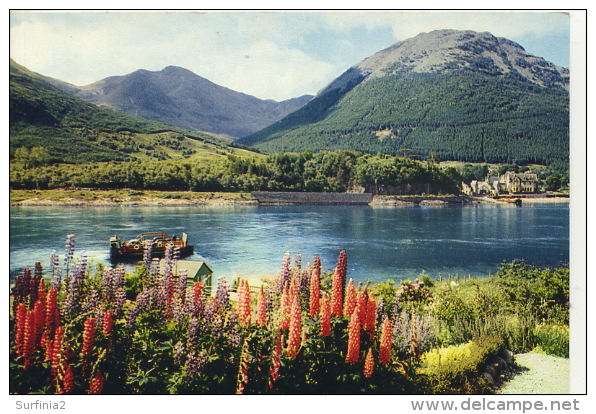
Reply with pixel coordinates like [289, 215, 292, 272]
[9, 189, 569, 207]
[10, 189, 257, 206]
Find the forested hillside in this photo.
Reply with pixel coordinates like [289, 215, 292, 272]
[10, 150, 462, 194]
[240, 30, 569, 172]
[9, 59, 253, 164]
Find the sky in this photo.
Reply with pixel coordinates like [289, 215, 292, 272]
[10, 10, 575, 101]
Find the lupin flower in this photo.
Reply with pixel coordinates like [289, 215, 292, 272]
[226, 312, 241, 349]
[50, 268, 62, 292]
[202, 299, 215, 330]
[190, 281, 204, 317]
[279, 281, 291, 330]
[177, 269, 188, 298]
[256, 285, 268, 327]
[331, 251, 348, 317]
[33, 299, 45, 345]
[346, 308, 361, 364]
[298, 268, 310, 301]
[49, 250, 60, 278]
[82, 288, 100, 315]
[63, 234, 75, 270]
[320, 291, 331, 337]
[58, 361, 75, 394]
[102, 310, 113, 336]
[186, 317, 200, 350]
[50, 326, 65, 377]
[21, 309, 36, 368]
[173, 341, 186, 365]
[36, 278, 47, 309]
[277, 253, 292, 293]
[268, 331, 283, 389]
[365, 292, 377, 339]
[78, 252, 88, 278]
[12, 267, 31, 313]
[126, 305, 139, 333]
[172, 294, 187, 325]
[89, 370, 104, 394]
[410, 313, 420, 360]
[363, 348, 375, 378]
[309, 256, 321, 317]
[43, 329, 54, 362]
[211, 314, 224, 339]
[150, 258, 160, 278]
[81, 317, 96, 361]
[62, 261, 87, 319]
[143, 239, 153, 269]
[34, 261, 44, 292]
[214, 277, 230, 315]
[80, 317, 98, 383]
[294, 254, 302, 270]
[237, 279, 252, 327]
[113, 286, 127, 318]
[379, 316, 393, 365]
[236, 340, 251, 394]
[286, 295, 302, 359]
[15, 303, 26, 356]
[343, 279, 357, 317]
[184, 350, 207, 384]
[101, 267, 114, 298]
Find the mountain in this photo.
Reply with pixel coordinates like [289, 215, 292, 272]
[45, 66, 312, 139]
[239, 30, 570, 170]
[9, 59, 256, 164]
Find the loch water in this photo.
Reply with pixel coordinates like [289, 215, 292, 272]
[9, 203, 569, 284]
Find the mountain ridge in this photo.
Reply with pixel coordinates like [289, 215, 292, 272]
[316, 30, 568, 96]
[240, 29, 569, 170]
[44, 65, 313, 139]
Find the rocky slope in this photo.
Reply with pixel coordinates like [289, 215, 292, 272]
[45, 65, 312, 139]
[318, 29, 568, 95]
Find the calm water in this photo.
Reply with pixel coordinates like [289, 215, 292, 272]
[9, 203, 569, 284]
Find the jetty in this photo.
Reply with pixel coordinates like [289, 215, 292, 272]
[251, 191, 373, 205]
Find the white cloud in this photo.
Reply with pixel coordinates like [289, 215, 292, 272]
[9, 10, 571, 100]
[196, 38, 337, 100]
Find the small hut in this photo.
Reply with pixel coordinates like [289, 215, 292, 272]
[160, 259, 214, 293]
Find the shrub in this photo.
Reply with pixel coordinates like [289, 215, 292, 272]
[493, 261, 569, 322]
[419, 335, 502, 394]
[534, 324, 569, 358]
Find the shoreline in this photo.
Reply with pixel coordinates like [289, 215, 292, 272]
[9, 189, 569, 207]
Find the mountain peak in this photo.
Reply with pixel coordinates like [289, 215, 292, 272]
[240, 29, 568, 170]
[319, 29, 568, 96]
[47, 64, 312, 138]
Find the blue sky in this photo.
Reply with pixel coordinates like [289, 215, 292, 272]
[10, 10, 575, 101]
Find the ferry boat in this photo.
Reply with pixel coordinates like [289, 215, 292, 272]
[110, 231, 194, 262]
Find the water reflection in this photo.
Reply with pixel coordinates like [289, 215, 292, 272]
[10, 203, 569, 284]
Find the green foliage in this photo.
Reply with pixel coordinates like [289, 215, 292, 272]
[419, 335, 503, 394]
[241, 72, 569, 171]
[493, 261, 569, 323]
[372, 279, 397, 310]
[10, 150, 464, 194]
[9, 241, 569, 395]
[9, 59, 248, 165]
[125, 267, 148, 299]
[533, 324, 569, 358]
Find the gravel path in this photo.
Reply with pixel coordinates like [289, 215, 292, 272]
[500, 353, 570, 394]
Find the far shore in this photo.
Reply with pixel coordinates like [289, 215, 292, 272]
[9, 189, 569, 207]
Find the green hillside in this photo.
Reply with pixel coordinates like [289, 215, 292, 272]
[241, 72, 569, 171]
[9, 59, 254, 165]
